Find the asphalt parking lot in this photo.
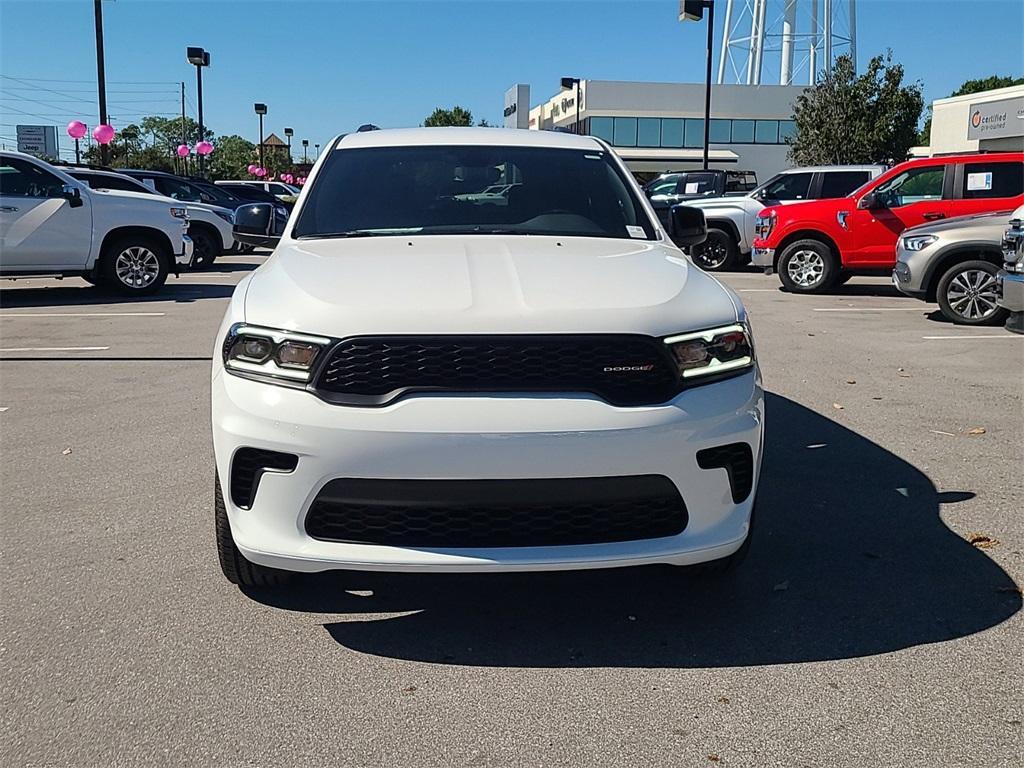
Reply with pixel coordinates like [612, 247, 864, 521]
[2, 255, 1021, 767]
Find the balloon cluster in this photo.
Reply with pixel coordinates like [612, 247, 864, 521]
[176, 142, 214, 158]
[66, 120, 116, 145]
[247, 164, 268, 178]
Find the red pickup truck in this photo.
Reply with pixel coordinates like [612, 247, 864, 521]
[751, 153, 1024, 292]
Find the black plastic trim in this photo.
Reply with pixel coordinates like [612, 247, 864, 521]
[230, 448, 298, 509]
[697, 442, 754, 503]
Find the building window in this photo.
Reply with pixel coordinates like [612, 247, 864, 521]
[709, 119, 731, 143]
[731, 120, 755, 143]
[637, 118, 661, 147]
[589, 117, 614, 143]
[684, 118, 705, 148]
[612, 117, 638, 146]
[755, 120, 779, 144]
[778, 120, 797, 143]
[660, 118, 683, 148]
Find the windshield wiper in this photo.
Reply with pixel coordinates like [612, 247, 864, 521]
[298, 230, 382, 239]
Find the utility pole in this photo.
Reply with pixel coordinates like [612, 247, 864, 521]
[93, 0, 109, 165]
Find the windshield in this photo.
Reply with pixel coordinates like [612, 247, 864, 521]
[292, 144, 657, 240]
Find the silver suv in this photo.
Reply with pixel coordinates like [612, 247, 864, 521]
[998, 217, 1024, 334]
[894, 205, 1024, 325]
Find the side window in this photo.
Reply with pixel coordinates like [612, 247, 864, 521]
[764, 172, 812, 201]
[874, 166, 945, 208]
[98, 175, 150, 193]
[818, 171, 870, 199]
[961, 162, 1024, 200]
[155, 177, 201, 202]
[645, 177, 679, 197]
[0, 157, 65, 198]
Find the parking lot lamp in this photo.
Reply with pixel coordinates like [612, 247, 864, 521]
[679, 0, 714, 170]
[314, 143, 320, 160]
[254, 103, 268, 169]
[186, 47, 211, 175]
[284, 127, 293, 162]
[302, 139, 309, 164]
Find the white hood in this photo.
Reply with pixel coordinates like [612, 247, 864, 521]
[242, 235, 741, 337]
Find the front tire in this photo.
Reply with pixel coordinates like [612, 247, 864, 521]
[189, 226, 220, 270]
[99, 235, 169, 295]
[935, 260, 1008, 326]
[778, 239, 839, 293]
[690, 228, 738, 271]
[215, 474, 292, 588]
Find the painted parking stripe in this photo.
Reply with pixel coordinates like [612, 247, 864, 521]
[739, 289, 779, 293]
[0, 312, 165, 318]
[922, 334, 1021, 340]
[0, 346, 111, 352]
[812, 307, 926, 312]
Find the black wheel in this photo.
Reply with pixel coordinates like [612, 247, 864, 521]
[935, 260, 1008, 326]
[690, 228, 738, 271]
[777, 239, 839, 293]
[215, 474, 292, 588]
[99, 235, 169, 295]
[189, 226, 220, 270]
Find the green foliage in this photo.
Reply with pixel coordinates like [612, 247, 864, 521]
[423, 106, 473, 127]
[788, 52, 923, 165]
[205, 134, 257, 180]
[918, 74, 1024, 144]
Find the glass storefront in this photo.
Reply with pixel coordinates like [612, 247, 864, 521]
[586, 116, 795, 148]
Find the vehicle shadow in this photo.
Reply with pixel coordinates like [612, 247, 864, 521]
[244, 393, 1021, 668]
[0, 281, 236, 308]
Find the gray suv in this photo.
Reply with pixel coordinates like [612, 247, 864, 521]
[894, 205, 1024, 325]
[998, 217, 1024, 334]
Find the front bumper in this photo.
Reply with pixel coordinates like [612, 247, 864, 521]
[996, 269, 1024, 313]
[175, 235, 194, 268]
[752, 246, 775, 271]
[211, 370, 764, 573]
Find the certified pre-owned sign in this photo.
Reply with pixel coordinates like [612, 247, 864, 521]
[967, 96, 1024, 141]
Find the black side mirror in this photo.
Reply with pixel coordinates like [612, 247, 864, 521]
[61, 184, 84, 208]
[233, 203, 281, 247]
[858, 191, 883, 210]
[668, 204, 707, 248]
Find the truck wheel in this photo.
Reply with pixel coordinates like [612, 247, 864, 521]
[778, 239, 838, 293]
[215, 474, 292, 588]
[690, 228, 738, 271]
[99, 235, 169, 295]
[189, 226, 220, 270]
[936, 260, 1009, 326]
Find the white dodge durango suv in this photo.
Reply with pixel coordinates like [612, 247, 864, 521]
[212, 128, 764, 587]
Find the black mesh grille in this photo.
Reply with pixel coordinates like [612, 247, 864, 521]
[696, 443, 754, 503]
[230, 448, 298, 509]
[312, 335, 680, 407]
[305, 475, 688, 547]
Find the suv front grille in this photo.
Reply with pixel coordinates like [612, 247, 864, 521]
[304, 475, 688, 548]
[312, 335, 680, 407]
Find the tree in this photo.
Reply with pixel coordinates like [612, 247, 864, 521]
[206, 134, 257, 180]
[423, 106, 473, 127]
[918, 74, 1024, 144]
[788, 52, 923, 165]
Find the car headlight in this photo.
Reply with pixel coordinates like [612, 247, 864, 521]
[222, 323, 331, 384]
[170, 207, 188, 219]
[664, 323, 755, 380]
[214, 210, 235, 225]
[901, 234, 937, 252]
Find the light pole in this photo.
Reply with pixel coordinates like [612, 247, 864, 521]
[301, 139, 309, 164]
[560, 77, 582, 134]
[314, 143, 320, 160]
[679, 1, 715, 170]
[254, 103, 267, 169]
[284, 127, 293, 163]
[186, 46, 211, 175]
[93, 0, 109, 164]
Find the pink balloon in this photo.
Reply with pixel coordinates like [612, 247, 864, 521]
[246, 164, 257, 174]
[176, 144, 190, 157]
[66, 120, 87, 140]
[92, 124, 115, 145]
[254, 167, 267, 177]
[195, 141, 214, 156]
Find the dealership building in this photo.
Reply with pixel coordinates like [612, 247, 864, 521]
[505, 80, 805, 180]
[926, 84, 1024, 155]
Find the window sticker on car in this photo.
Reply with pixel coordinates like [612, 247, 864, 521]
[967, 172, 993, 191]
[684, 182, 700, 194]
[626, 225, 646, 239]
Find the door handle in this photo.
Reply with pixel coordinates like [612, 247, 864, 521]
[0, 206, 20, 212]
[922, 212, 946, 221]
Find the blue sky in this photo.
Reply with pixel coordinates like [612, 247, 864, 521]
[1, 0, 1022, 159]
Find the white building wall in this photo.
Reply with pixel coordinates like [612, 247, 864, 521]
[930, 84, 1024, 155]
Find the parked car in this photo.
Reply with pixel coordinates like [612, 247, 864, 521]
[997, 216, 1024, 334]
[684, 165, 885, 271]
[213, 127, 762, 588]
[643, 169, 758, 204]
[66, 167, 233, 268]
[215, 179, 300, 201]
[214, 181, 294, 214]
[893, 205, 1024, 325]
[0, 151, 191, 294]
[752, 153, 1024, 292]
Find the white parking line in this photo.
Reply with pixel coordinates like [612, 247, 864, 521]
[0, 346, 111, 352]
[0, 312, 165, 318]
[739, 289, 779, 293]
[0, 407, 8, 412]
[922, 335, 1021, 340]
[813, 307, 925, 312]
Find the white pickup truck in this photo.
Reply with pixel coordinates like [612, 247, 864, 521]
[0, 151, 192, 295]
[685, 165, 885, 271]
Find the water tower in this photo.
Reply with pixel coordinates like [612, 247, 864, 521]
[718, 0, 858, 85]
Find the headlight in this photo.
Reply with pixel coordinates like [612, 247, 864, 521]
[214, 210, 235, 225]
[664, 324, 755, 380]
[754, 211, 776, 239]
[222, 323, 331, 384]
[170, 207, 188, 219]
[901, 234, 937, 252]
